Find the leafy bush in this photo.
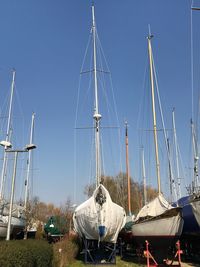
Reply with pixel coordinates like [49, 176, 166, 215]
[0, 239, 53, 267]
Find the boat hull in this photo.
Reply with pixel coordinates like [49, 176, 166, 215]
[133, 214, 183, 239]
[132, 208, 183, 262]
[0, 222, 8, 238]
[0, 216, 14, 238]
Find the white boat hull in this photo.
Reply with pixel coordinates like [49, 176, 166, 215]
[132, 209, 183, 238]
[0, 216, 14, 238]
[73, 184, 126, 243]
[132, 207, 183, 261]
[0, 203, 26, 238]
[0, 222, 8, 238]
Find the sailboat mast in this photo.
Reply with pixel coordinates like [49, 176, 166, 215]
[92, 5, 101, 187]
[0, 69, 16, 199]
[24, 112, 35, 210]
[191, 119, 199, 193]
[147, 35, 161, 194]
[172, 108, 181, 198]
[125, 121, 131, 215]
[141, 146, 147, 205]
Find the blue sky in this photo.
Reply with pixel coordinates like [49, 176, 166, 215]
[0, 0, 198, 206]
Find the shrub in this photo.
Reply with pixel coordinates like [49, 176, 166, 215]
[0, 240, 53, 267]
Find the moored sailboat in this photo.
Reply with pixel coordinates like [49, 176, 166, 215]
[178, 119, 200, 254]
[131, 34, 184, 262]
[73, 4, 126, 264]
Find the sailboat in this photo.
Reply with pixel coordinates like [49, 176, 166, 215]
[178, 119, 200, 253]
[131, 34, 183, 261]
[0, 70, 30, 239]
[0, 70, 24, 239]
[73, 4, 126, 263]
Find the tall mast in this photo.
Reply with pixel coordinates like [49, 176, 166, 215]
[141, 146, 147, 205]
[0, 69, 16, 199]
[167, 138, 173, 201]
[147, 35, 161, 194]
[92, 5, 101, 188]
[191, 119, 199, 193]
[125, 121, 131, 215]
[24, 112, 35, 210]
[172, 108, 181, 198]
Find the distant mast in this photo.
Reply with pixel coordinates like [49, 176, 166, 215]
[191, 119, 199, 193]
[24, 112, 35, 210]
[172, 108, 181, 199]
[141, 146, 147, 205]
[147, 34, 161, 194]
[0, 69, 15, 199]
[92, 5, 102, 188]
[125, 121, 131, 215]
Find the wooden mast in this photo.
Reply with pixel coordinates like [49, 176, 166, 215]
[147, 35, 161, 194]
[125, 121, 131, 215]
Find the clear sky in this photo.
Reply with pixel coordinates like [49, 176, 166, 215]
[0, 0, 199, 207]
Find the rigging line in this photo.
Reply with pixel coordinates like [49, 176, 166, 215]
[13, 84, 26, 147]
[152, 52, 178, 201]
[137, 54, 149, 147]
[104, 67, 123, 175]
[96, 29, 120, 126]
[73, 35, 92, 204]
[80, 69, 110, 75]
[96, 31, 123, 176]
[191, 1, 194, 121]
[75, 29, 93, 126]
[177, 141, 186, 191]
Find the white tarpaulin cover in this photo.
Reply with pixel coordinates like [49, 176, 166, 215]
[135, 194, 173, 221]
[2, 203, 25, 219]
[73, 184, 126, 243]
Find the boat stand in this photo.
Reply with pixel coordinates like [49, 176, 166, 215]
[144, 240, 158, 267]
[164, 240, 183, 267]
[145, 240, 183, 267]
[82, 238, 116, 264]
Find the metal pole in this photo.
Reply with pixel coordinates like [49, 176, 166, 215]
[24, 113, 35, 210]
[0, 70, 16, 199]
[141, 146, 147, 205]
[125, 122, 131, 215]
[24, 113, 35, 240]
[172, 108, 181, 199]
[92, 5, 101, 187]
[147, 35, 161, 194]
[6, 151, 18, 241]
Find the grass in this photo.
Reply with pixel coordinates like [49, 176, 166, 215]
[52, 235, 145, 267]
[67, 256, 144, 267]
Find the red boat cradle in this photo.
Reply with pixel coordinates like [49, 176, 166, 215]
[144, 240, 183, 267]
[164, 240, 183, 267]
[144, 240, 158, 267]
